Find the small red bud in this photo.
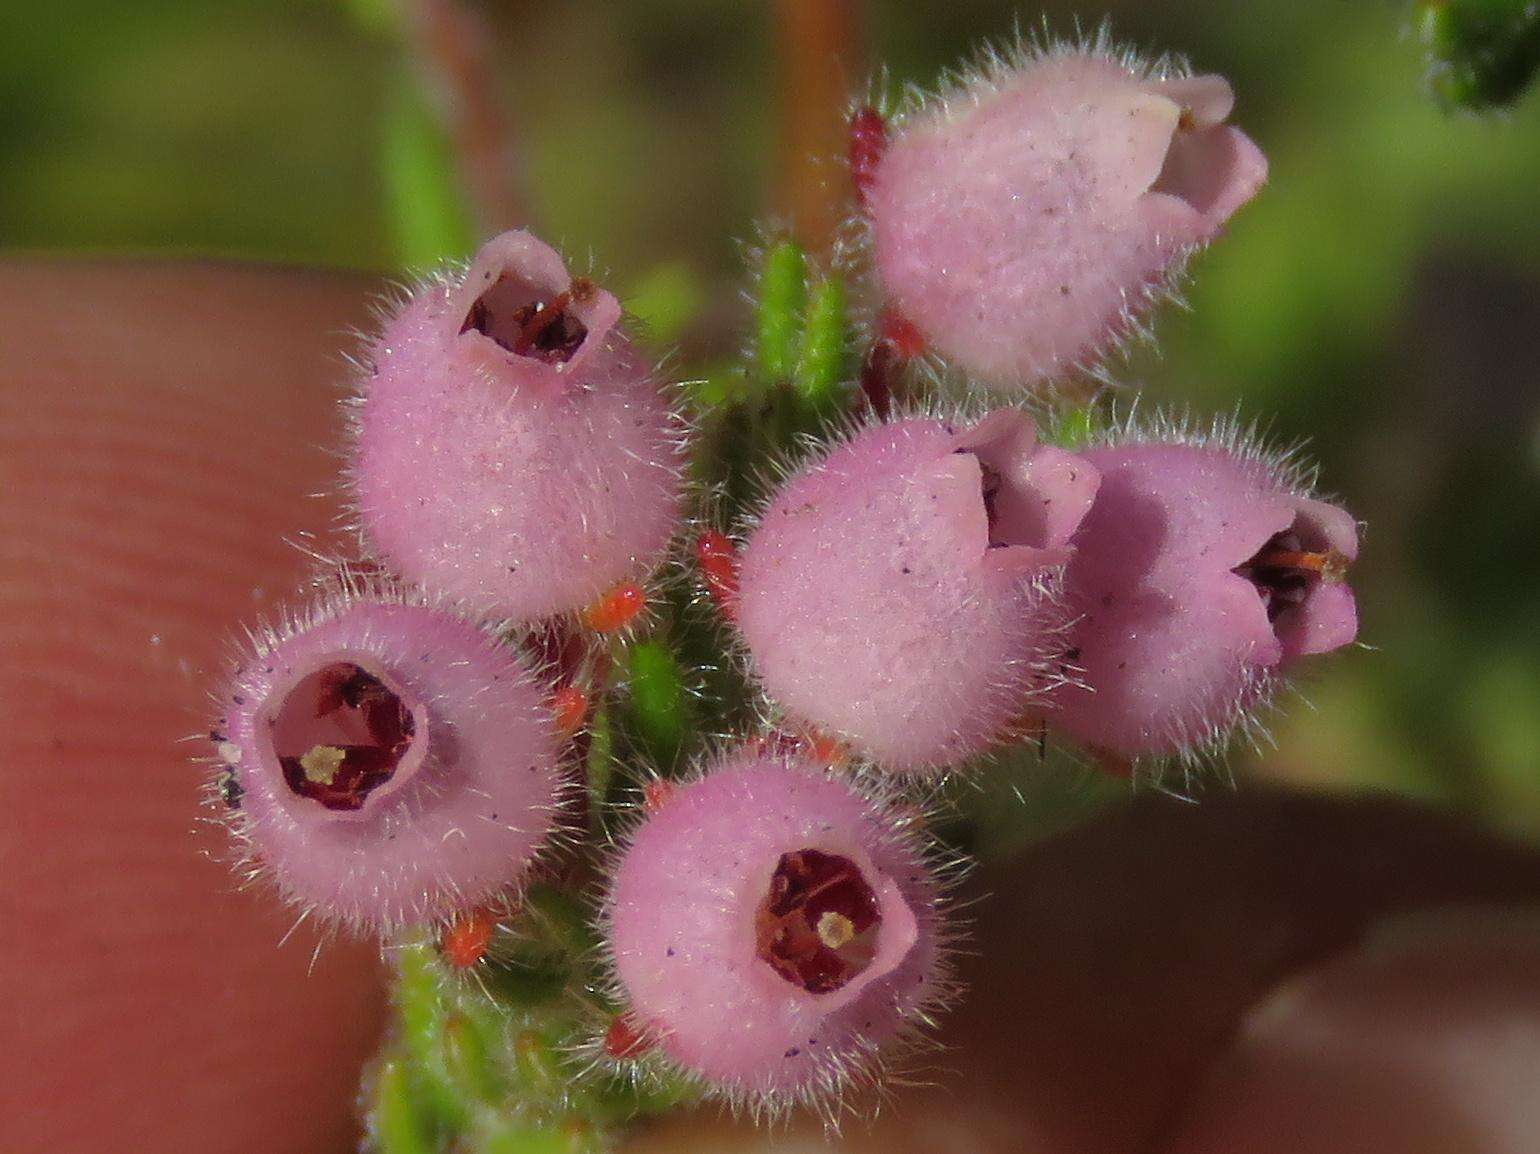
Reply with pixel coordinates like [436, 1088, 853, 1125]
[603, 1013, 654, 1060]
[440, 906, 499, 969]
[848, 106, 889, 210]
[551, 686, 589, 737]
[581, 581, 646, 633]
[642, 779, 676, 815]
[1089, 747, 1134, 779]
[879, 307, 927, 359]
[799, 728, 848, 768]
[695, 531, 740, 620]
[859, 308, 928, 418]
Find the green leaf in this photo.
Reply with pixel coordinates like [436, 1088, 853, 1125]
[793, 275, 850, 418]
[480, 957, 571, 1006]
[370, 1056, 437, 1154]
[686, 367, 747, 410]
[1044, 405, 1101, 449]
[624, 641, 691, 768]
[585, 1064, 698, 1121]
[755, 240, 807, 384]
[520, 883, 599, 958]
[442, 1011, 502, 1105]
[508, 1026, 567, 1098]
[585, 702, 614, 828]
[475, 1116, 609, 1154]
[394, 942, 468, 1128]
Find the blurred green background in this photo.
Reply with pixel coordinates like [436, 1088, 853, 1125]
[6, 0, 1538, 835]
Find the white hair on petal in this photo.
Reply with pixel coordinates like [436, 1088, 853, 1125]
[575, 742, 968, 1129]
[197, 569, 579, 949]
[333, 242, 696, 632]
[839, 18, 1219, 397]
[723, 397, 1088, 780]
[1083, 403, 1345, 786]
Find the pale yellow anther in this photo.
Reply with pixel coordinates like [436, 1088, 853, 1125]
[300, 744, 346, 785]
[1319, 548, 1351, 584]
[816, 911, 856, 951]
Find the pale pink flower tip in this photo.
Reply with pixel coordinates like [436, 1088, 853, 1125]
[351, 229, 683, 623]
[603, 751, 950, 1107]
[866, 49, 1269, 388]
[737, 410, 1100, 771]
[212, 594, 565, 934]
[1048, 436, 1359, 762]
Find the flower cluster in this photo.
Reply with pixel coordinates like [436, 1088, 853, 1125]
[204, 26, 1359, 1146]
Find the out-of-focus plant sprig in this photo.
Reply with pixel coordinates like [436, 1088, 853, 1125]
[1419, 0, 1540, 109]
[369, 903, 695, 1154]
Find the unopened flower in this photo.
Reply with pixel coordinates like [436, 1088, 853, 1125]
[210, 589, 566, 934]
[862, 40, 1268, 388]
[1047, 420, 1359, 764]
[600, 750, 954, 1113]
[350, 230, 684, 624]
[736, 410, 1100, 771]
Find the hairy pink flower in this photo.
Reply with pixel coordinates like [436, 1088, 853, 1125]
[864, 44, 1268, 388]
[210, 590, 565, 934]
[602, 750, 951, 1111]
[350, 230, 683, 623]
[736, 410, 1099, 771]
[1047, 428, 1359, 763]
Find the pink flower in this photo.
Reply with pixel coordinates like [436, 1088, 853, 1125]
[350, 230, 684, 623]
[864, 44, 1268, 388]
[736, 410, 1099, 771]
[1047, 427, 1359, 763]
[601, 750, 952, 1112]
[211, 588, 566, 934]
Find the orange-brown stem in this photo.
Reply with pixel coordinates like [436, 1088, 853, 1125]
[405, 0, 524, 233]
[773, 0, 866, 254]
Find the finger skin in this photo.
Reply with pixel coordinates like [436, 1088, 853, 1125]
[1161, 911, 1540, 1154]
[623, 792, 1540, 1153]
[0, 261, 387, 1154]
